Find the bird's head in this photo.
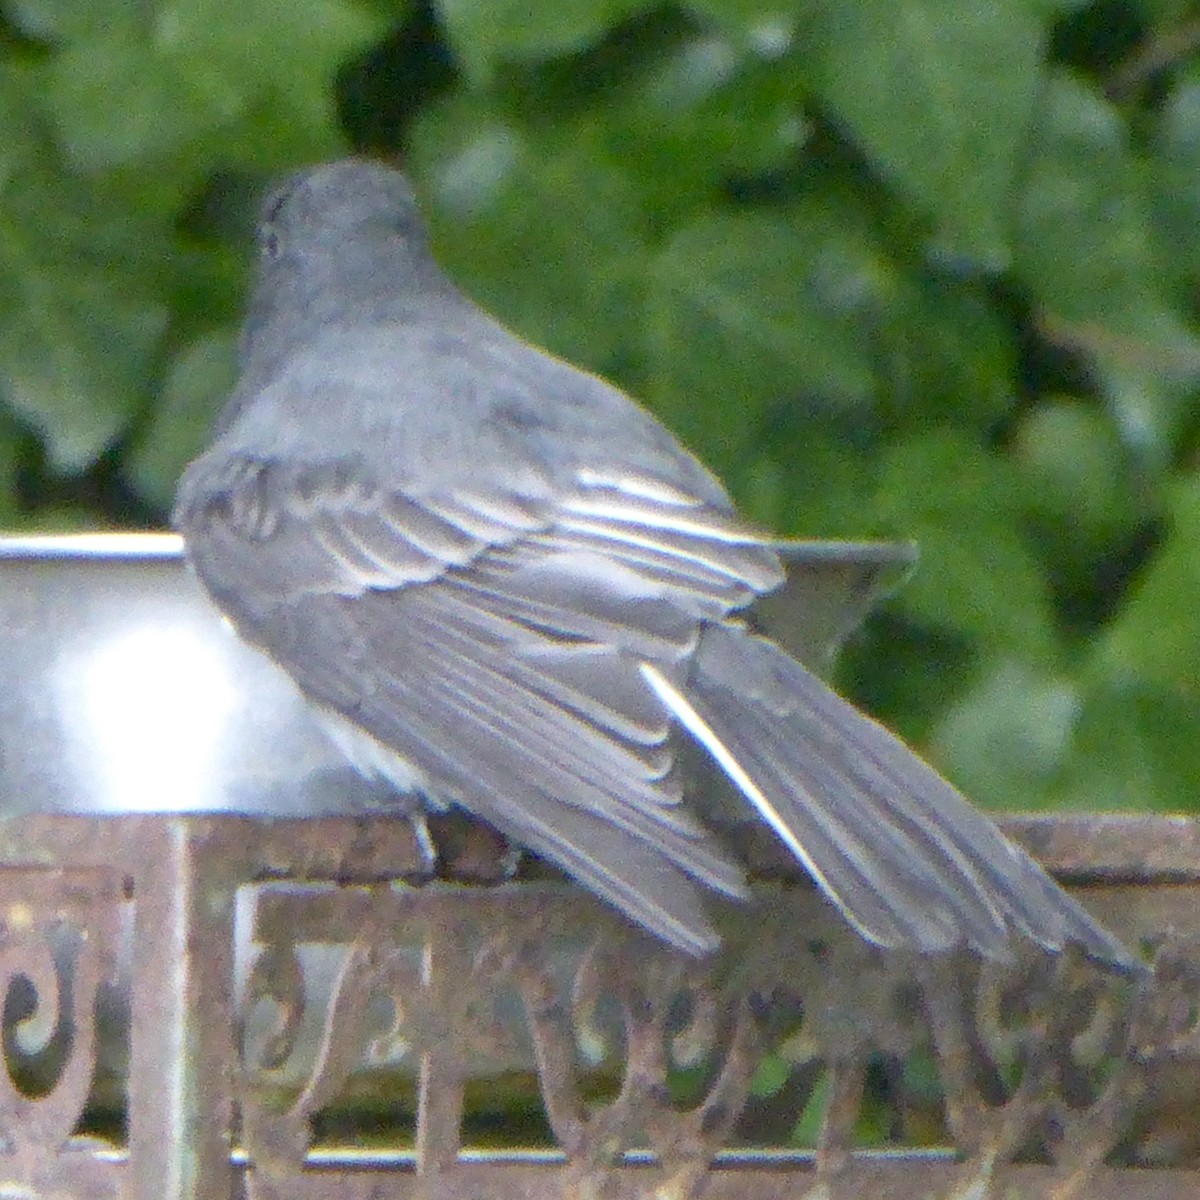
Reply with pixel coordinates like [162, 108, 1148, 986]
[240, 159, 445, 371]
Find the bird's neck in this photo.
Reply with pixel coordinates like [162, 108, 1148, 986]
[238, 254, 462, 382]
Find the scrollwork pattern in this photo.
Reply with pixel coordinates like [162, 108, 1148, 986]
[0, 869, 120, 1199]
[234, 881, 1193, 1198]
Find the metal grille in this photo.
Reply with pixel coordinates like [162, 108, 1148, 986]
[0, 812, 1196, 1199]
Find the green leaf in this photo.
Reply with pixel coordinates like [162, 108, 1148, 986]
[1018, 0, 1092, 14]
[1095, 475, 1200, 689]
[126, 330, 238, 512]
[791, 1070, 830, 1147]
[683, 2, 801, 55]
[1054, 677, 1200, 812]
[4, 0, 142, 41]
[41, 0, 388, 172]
[0, 412, 23, 519]
[1018, 74, 1162, 321]
[802, 0, 1046, 265]
[0, 78, 169, 470]
[1015, 71, 1200, 464]
[930, 660, 1080, 810]
[410, 101, 652, 371]
[1151, 75, 1200, 286]
[872, 431, 1058, 656]
[1134, 0, 1197, 26]
[434, 0, 650, 80]
[44, 36, 245, 169]
[172, 0, 394, 162]
[644, 199, 889, 471]
[743, 433, 875, 537]
[602, 32, 810, 212]
[880, 270, 1017, 430]
[749, 1050, 791, 1098]
[1011, 400, 1154, 586]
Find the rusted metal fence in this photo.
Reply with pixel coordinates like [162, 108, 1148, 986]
[0, 811, 1197, 1199]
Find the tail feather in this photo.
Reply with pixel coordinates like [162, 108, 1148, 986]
[647, 624, 1139, 973]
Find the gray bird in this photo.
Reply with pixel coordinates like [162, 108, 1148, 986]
[175, 159, 1136, 971]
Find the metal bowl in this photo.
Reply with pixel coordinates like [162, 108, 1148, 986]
[0, 532, 394, 816]
[0, 531, 914, 817]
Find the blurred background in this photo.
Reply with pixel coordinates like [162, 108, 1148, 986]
[0, 0, 1198, 817]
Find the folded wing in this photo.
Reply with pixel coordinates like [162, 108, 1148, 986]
[177, 454, 781, 954]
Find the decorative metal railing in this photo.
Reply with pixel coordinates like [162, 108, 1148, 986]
[0, 812, 1195, 1200]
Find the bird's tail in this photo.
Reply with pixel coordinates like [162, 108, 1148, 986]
[641, 624, 1139, 973]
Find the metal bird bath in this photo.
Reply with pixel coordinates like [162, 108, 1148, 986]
[0, 531, 402, 818]
[0, 533, 1196, 1200]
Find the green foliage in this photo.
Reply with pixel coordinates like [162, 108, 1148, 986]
[801, 0, 1047, 266]
[0, 0, 1198, 813]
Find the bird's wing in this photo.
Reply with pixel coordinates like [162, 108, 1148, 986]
[177, 452, 784, 954]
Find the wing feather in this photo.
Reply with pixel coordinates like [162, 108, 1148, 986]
[177, 451, 783, 954]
